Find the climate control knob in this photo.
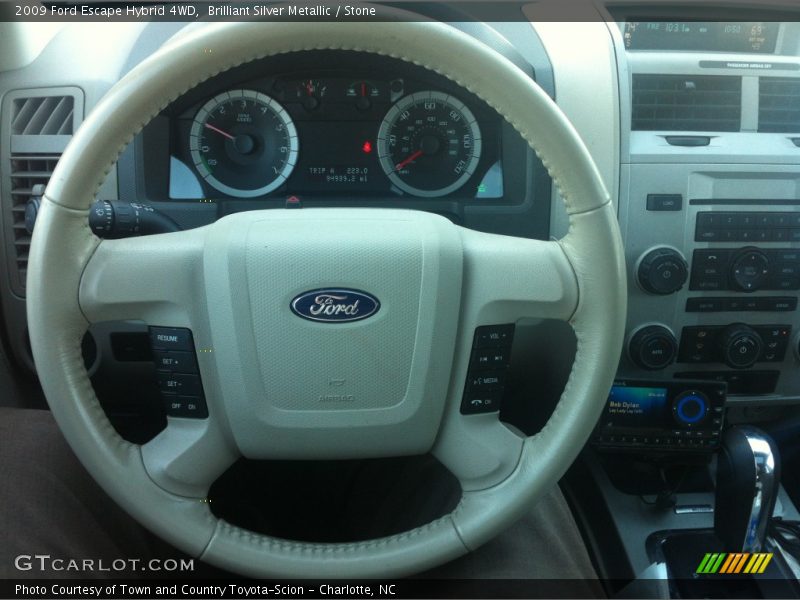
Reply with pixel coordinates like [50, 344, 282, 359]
[629, 325, 678, 370]
[719, 324, 763, 369]
[637, 247, 688, 295]
[730, 248, 770, 292]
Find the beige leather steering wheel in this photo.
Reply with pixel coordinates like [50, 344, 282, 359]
[26, 20, 626, 578]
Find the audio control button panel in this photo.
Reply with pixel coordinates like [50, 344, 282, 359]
[690, 249, 800, 292]
[461, 324, 515, 415]
[686, 296, 797, 312]
[620, 161, 800, 402]
[696, 211, 800, 242]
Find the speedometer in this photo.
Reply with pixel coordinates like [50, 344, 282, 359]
[377, 91, 481, 198]
[190, 89, 298, 198]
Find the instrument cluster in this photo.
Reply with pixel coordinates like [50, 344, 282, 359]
[169, 68, 504, 201]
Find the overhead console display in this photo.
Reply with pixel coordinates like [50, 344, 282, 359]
[623, 22, 779, 53]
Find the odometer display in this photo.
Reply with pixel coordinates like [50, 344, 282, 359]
[377, 91, 482, 197]
[189, 89, 298, 198]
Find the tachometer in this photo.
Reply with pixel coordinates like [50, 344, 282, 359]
[190, 89, 298, 198]
[377, 91, 481, 197]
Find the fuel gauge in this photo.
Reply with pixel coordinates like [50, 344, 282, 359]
[294, 79, 327, 110]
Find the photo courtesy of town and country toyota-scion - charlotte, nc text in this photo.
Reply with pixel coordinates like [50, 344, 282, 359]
[15, 584, 395, 598]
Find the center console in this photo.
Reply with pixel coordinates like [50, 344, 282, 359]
[614, 18, 800, 405]
[559, 12, 800, 594]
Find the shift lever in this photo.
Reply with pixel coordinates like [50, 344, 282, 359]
[714, 426, 781, 553]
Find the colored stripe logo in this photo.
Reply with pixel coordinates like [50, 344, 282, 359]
[696, 553, 773, 574]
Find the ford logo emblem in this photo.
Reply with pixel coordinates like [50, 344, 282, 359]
[290, 289, 380, 323]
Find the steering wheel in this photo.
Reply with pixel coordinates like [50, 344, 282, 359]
[26, 20, 625, 578]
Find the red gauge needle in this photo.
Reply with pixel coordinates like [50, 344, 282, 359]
[395, 149, 423, 171]
[361, 82, 367, 97]
[204, 122, 235, 141]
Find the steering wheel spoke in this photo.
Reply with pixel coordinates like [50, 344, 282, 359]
[141, 416, 238, 498]
[430, 229, 579, 491]
[459, 229, 579, 324]
[79, 227, 207, 327]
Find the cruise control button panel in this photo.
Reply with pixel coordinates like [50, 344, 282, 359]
[461, 324, 515, 415]
[148, 327, 208, 419]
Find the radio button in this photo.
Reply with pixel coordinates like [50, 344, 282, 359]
[697, 212, 717, 229]
[740, 214, 757, 228]
[725, 298, 744, 311]
[753, 231, 770, 242]
[647, 194, 682, 211]
[638, 248, 688, 295]
[742, 298, 760, 311]
[692, 278, 724, 291]
[773, 263, 799, 277]
[730, 248, 770, 292]
[696, 230, 721, 242]
[775, 213, 792, 227]
[694, 249, 731, 266]
[686, 298, 724, 312]
[768, 275, 800, 290]
[772, 250, 800, 263]
[757, 214, 775, 228]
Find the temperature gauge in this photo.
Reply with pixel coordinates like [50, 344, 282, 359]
[346, 80, 380, 110]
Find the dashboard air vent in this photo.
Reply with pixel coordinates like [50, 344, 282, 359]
[8, 153, 60, 289]
[2, 88, 81, 297]
[758, 77, 800, 133]
[632, 75, 741, 132]
[11, 95, 74, 135]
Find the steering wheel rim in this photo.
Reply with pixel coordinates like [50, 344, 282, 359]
[27, 20, 626, 578]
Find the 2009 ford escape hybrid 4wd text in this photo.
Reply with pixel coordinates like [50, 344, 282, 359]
[0, 2, 799, 598]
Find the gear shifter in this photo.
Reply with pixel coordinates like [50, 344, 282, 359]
[714, 426, 781, 553]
